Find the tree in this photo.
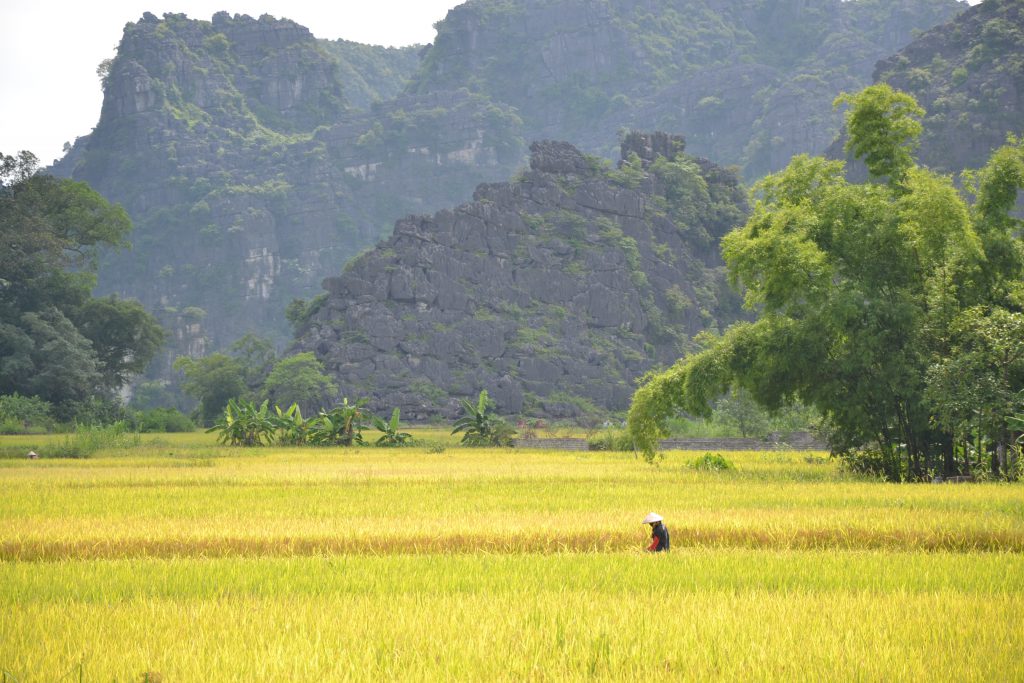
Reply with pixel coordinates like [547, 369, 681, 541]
[373, 408, 413, 447]
[208, 398, 277, 447]
[835, 84, 924, 184]
[310, 397, 369, 447]
[628, 87, 1024, 479]
[229, 333, 277, 394]
[0, 150, 163, 413]
[73, 296, 165, 388]
[262, 352, 337, 415]
[173, 353, 247, 426]
[713, 387, 769, 438]
[927, 307, 1024, 477]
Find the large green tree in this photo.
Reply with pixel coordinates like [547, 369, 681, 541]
[0, 151, 164, 411]
[173, 353, 247, 426]
[262, 352, 337, 415]
[628, 86, 1024, 479]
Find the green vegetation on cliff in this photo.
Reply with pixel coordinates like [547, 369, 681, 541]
[410, 0, 965, 177]
[292, 133, 748, 419]
[873, 0, 1024, 175]
[55, 11, 524, 369]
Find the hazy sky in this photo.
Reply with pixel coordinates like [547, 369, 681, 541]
[0, 0, 462, 165]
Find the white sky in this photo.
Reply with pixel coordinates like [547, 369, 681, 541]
[0, 0, 462, 165]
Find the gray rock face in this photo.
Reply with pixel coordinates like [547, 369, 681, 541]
[875, 0, 1024, 176]
[52, 12, 523, 364]
[413, 0, 965, 179]
[293, 134, 748, 419]
[826, 0, 1024, 186]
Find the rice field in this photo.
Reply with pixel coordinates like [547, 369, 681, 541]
[1, 433, 1022, 680]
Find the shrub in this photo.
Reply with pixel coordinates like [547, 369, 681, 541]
[836, 449, 902, 481]
[588, 429, 635, 451]
[309, 398, 369, 447]
[0, 393, 53, 433]
[49, 422, 141, 458]
[60, 396, 132, 426]
[0, 444, 43, 459]
[135, 408, 195, 433]
[272, 403, 312, 446]
[690, 452, 735, 471]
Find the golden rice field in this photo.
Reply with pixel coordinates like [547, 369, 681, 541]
[1, 432, 1023, 681]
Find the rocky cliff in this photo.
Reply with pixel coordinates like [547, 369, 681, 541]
[48, 3, 967, 392]
[292, 133, 748, 418]
[410, 0, 966, 179]
[873, 0, 1024, 175]
[53, 12, 524, 365]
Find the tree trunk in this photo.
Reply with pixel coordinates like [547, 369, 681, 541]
[943, 438, 957, 477]
[996, 439, 1007, 479]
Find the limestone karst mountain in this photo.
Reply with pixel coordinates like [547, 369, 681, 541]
[410, 0, 966, 178]
[51, 2, 966, 372]
[874, 0, 1024, 175]
[53, 11, 524, 362]
[291, 133, 748, 418]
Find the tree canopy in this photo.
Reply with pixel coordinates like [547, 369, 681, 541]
[628, 85, 1024, 479]
[0, 152, 164, 414]
[173, 353, 247, 427]
[262, 352, 337, 416]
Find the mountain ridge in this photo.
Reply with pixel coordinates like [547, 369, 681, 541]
[291, 133, 748, 418]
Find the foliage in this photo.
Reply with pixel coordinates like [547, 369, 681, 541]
[284, 295, 326, 335]
[712, 387, 769, 438]
[834, 84, 924, 183]
[372, 408, 413, 447]
[262, 353, 337, 415]
[835, 448, 902, 481]
[174, 354, 247, 427]
[309, 398, 369, 447]
[48, 421, 141, 458]
[272, 403, 313, 446]
[0, 152, 163, 412]
[451, 390, 517, 447]
[319, 39, 421, 111]
[628, 87, 1024, 478]
[207, 398, 276, 447]
[927, 306, 1024, 477]
[133, 408, 195, 433]
[58, 395, 132, 427]
[202, 396, 419, 449]
[229, 334, 277, 395]
[690, 452, 735, 471]
[72, 296, 165, 388]
[0, 393, 53, 434]
[587, 428, 635, 452]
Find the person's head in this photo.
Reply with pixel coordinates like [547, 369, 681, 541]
[642, 512, 663, 527]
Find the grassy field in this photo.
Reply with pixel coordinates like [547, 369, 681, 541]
[1, 432, 1022, 680]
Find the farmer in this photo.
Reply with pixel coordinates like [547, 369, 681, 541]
[643, 512, 669, 552]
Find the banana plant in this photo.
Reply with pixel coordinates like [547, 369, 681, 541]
[207, 398, 276, 446]
[309, 397, 369, 446]
[273, 403, 312, 446]
[373, 408, 413, 447]
[451, 390, 517, 447]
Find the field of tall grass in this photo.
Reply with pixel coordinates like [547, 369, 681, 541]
[2, 433, 1022, 680]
